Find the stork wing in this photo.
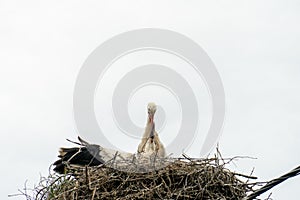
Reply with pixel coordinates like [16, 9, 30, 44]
[53, 137, 135, 173]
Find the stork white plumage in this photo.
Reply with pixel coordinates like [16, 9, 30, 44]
[53, 102, 166, 174]
[137, 102, 166, 157]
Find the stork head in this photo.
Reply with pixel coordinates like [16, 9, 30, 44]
[147, 102, 157, 123]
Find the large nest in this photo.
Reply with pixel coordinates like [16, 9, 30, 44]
[30, 155, 261, 200]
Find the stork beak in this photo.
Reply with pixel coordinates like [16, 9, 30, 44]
[148, 112, 154, 123]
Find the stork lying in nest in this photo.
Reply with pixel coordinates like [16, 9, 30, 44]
[53, 102, 166, 174]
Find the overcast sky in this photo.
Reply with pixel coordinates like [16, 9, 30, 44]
[1, 0, 300, 199]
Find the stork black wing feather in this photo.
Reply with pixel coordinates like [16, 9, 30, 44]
[53, 143, 104, 174]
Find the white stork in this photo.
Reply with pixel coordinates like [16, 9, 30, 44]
[137, 102, 166, 157]
[53, 137, 135, 173]
[53, 102, 166, 174]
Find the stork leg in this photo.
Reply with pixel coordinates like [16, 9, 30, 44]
[137, 137, 148, 153]
[153, 134, 159, 152]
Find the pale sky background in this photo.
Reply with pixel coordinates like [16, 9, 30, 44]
[1, 0, 300, 199]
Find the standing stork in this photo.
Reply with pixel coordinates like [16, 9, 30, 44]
[137, 102, 166, 157]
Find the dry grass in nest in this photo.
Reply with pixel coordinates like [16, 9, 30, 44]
[21, 155, 263, 200]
